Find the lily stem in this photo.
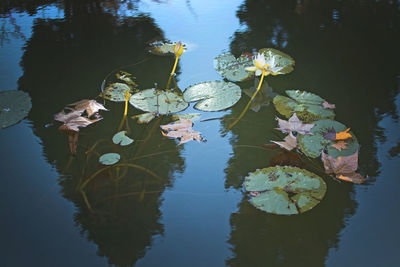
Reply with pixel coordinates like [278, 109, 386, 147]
[170, 56, 180, 76]
[226, 70, 267, 131]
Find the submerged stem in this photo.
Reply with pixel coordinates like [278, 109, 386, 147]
[226, 70, 267, 131]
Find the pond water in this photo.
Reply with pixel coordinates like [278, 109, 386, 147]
[1, 1, 400, 266]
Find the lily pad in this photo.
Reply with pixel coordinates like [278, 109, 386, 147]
[258, 48, 295, 74]
[0, 90, 32, 129]
[171, 113, 201, 122]
[129, 89, 189, 114]
[183, 81, 241, 111]
[298, 119, 359, 158]
[213, 53, 253, 82]
[148, 41, 187, 56]
[131, 112, 157, 124]
[273, 90, 335, 123]
[101, 83, 132, 102]
[244, 166, 327, 215]
[112, 131, 133, 146]
[99, 153, 120, 165]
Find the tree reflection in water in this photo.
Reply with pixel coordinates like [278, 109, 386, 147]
[10, 1, 185, 266]
[223, 0, 400, 266]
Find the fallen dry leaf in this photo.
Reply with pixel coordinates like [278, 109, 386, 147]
[160, 119, 203, 145]
[271, 133, 297, 151]
[322, 101, 335, 109]
[323, 127, 352, 141]
[321, 151, 366, 184]
[331, 141, 348, 151]
[67, 99, 108, 117]
[275, 113, 315, 135]
[335, 128, 352, 140]
[56, 113, 102, 132]
[160, 118, 193, 131]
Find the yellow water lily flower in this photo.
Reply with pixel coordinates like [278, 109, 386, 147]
[245, 53, 283, 76]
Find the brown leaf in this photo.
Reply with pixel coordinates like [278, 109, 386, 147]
[160, 119, 203, 145]
[271, 133, 297, 151]
[322, 101, 335, 109]
[321, 151, 366, 184]
[331, 141, 348, 151]
[58, 115, 101, 132]
[160, 119, 192, 131]
[275, 113, 315, 135]
[67, 99, 108, 117]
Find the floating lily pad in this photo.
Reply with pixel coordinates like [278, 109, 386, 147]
[101, 83, 132, 102]
[0, 90, 32, 129]
[112, 131, 133, 146]
[244, 166, 326, 215]
[298, 119, 359, 158]
[273, 90, 335, 123]
[129, 89, 188, 114]
[148, 41, 187, 56]
[183, 81, 241, 111]
[258, 48, 295, 74]
[213, 53, 253, 82]
[99, 153, 120, 165]
[131, 112, 157, 124]
[171, 113, 201, 122]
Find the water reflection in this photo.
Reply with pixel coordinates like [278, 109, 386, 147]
[224, 0, 400, 265]
[15, 1, 186, 265]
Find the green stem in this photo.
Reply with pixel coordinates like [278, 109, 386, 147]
[226, 70, 267, 131]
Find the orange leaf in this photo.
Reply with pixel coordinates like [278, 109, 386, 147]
[337, 173, 366, 184]
[335, 128, 352, 140]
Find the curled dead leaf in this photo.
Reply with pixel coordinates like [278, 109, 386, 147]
[160, 119, 203, 145]
[271, 133, 297, 151]
[331, 141, 348, 151]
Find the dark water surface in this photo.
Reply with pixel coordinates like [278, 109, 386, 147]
[1, 1, 399, 266]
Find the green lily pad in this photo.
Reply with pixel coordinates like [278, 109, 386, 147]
[298, 119, 359, 158]
[171, 113, 201, 122]
[244, 166, 326, 215]
[0, 90, 32, 129]
[148, 41, 187, 56]
[101, 83, 132, 102]
[213, 53, 254, 82]
[99, 153, 120, 165]
[258, 48, 295, 74]
[131, 112, 157, 124]
[129, 89, 189, 115]
[273, 90, 335, 123]
[112, 131, 133, 146]
[183, 81, 242, 111]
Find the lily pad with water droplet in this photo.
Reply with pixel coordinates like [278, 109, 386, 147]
[101, 83, 132, 102]
[273, 90, 335, 123]
[112, 131, 133, 146]
[258, 48, 295, 75]
[129, 89, 188, 115]
[183, 81, 242, 111]
[0, 90, 32, 129]
[298, 119, 359, 158]
[213, 53, 254, 82]
[244, 166, 326, 215]
[99, 153, 120, 165]
[148, 41, 187, 56]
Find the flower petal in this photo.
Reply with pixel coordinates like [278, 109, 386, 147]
[245, 66, 257, 72]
